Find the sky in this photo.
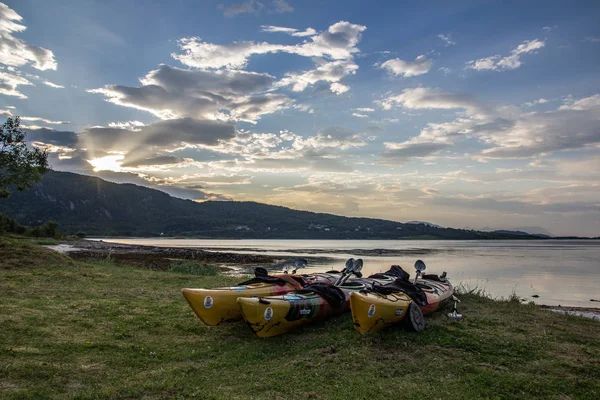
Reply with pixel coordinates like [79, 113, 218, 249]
[1, 0, 599, 236]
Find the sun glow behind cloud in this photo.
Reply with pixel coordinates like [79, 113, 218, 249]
[88, 155, 125, 172]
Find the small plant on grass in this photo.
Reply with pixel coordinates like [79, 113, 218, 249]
[170, 261, 219, 276]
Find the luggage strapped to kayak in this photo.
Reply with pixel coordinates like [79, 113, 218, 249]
[364, 265, 429, 306]
[298, 283, 346, 309]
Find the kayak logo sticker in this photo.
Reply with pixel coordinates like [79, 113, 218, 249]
[264, 307, 273, 321]
[299, 308, 311, 315]
[204, 296, 213, 309]
[395, 308, 404, 316]
[368, 304, 376, 318]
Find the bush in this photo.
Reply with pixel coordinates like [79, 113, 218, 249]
[43, 220, 58, 237]
[169, 262, 219, 276]
[76, 232, 86, 239]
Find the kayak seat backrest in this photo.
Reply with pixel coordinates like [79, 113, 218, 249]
[299, 283, 346, 308]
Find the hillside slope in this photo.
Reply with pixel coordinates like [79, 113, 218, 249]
[0, 171, 532, 239]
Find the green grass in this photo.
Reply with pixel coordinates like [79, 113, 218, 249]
[1, 237, 599, 399]
[169, 261, 220, 276]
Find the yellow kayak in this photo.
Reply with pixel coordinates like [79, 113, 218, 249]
[351, 262, 454, 334]
[237, 283, 355, 337]
[182, 272, 338, 326]
[349, 291, 413, 334]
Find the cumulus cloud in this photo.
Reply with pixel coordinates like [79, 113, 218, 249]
[466, 39, 545, 71]
[172, 21, 366, 69]
[0, 3, 57, 71]
[380, 55, 432, 77]
[89, 65, 286, 123]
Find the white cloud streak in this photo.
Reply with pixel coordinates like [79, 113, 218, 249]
[466, 39, 545, 71]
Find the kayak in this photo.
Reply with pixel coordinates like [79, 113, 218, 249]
[182, 271, 339, 326]
[350, 263, 454, 334]
[349, 291, 413, 335]
[237, 260, 401, 337]
[237, 282, 364, 337]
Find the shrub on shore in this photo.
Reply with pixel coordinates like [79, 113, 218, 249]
[169, 261, 220, 276]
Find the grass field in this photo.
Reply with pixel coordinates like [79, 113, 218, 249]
[1, 237, 599, 399]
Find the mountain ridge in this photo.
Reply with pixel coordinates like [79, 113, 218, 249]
[0, 170, 547, 239]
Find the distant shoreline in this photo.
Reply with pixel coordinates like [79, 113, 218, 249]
[45, 239, 600, 314]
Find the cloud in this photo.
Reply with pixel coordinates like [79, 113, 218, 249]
[381, 141, 451, 162]
[438, 34, 456, 46]
[89, 64, 287, 123]
[377, 87, 482, 114]
[0, 2, 57, 71]
[42, 80, 64, 89]
[0, 70, 32, 98]
[270, 0, 293, 14]
[24, 127, 79, 149]
[480, 95, 600, 159]
[379, 88, 600, 161]
[431, 195, 599, 216]
[261, 25, 317, 37]
[523, 98, 549, 108]
[582, 36, 600, 43]
[466, 39, 545, 71]
[223, 0, 264, 17]
[1, 108, 69, 125]
[172, 21, 366, 69]
[222, 0, 293, 17]
[352, 113, 368, 118]
[380, 55, 432, 77]
[120, 155, 182, 168]
[108, 120, 146, 129]
[277, 60, 358, 94]
[81, 117, 236, 155]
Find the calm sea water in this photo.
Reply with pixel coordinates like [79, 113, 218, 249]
[98, 238, 600, 307]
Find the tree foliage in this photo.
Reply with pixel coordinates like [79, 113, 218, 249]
[0, 117, 49, 198]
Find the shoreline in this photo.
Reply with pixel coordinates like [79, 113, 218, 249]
[45, 240, 600, 316]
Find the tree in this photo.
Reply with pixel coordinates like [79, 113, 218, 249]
[0, 117, 49, 198]
[43, 220, 58, 237]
